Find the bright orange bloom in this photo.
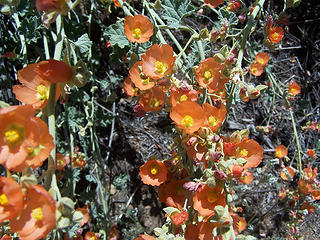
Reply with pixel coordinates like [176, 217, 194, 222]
[158, 179, 188, 209]
[307, 149, 315, 158]
[288, 81, 301, 96]
[13, 63, 60, 109]
[196, 58, 223, 88]
[312, 189, 320, 200]
[255, 52, 270, 67]
[239, 170, 254, 184]
[134, 235, 157, 240]
[109, 224, 120, 240]
[275, 145, 288, 159]
[35, 0, 69, 15]
[142, 44, 176, 80]
[10, 185, 56, 240]
[298, 179, 313, 195]
[0, 177, 24, 222]
[204, 0, 224, 8]
[237, 217, 247, 232]
[34, 59, 73, 84]
[72, 152, 86, 168]
[193, 185, 226, 218]
[169, 86, 198, 107]
[129, 61, 155, 90]
[267, 26, 284, 43]
[138, 86, 166, 112]
[113, 0, 125, 8]
[124, 15, 154, 43]
[249, 62, 263, 76]
[0, 105, 40, 171]
[280, 166, 295, 181]
[139, 159, 168, 186]
[170, 210, 188, 226]
[0, 234, 12, 240]
[187, 143, 208, 165]
[85, 232, 99, 240]
[75, 205, 89, 227]
[170, 101, 206, 134]
[232, 165, 244, 178]
[56, 153, 70, 171]
[303, 166, 317, 181]
[18, 117, 53, 171]
[123, 77, 139, 97]
[278, 188, 287, 200]
[236, 139, 264, 169]
[202, 103, 226, 132]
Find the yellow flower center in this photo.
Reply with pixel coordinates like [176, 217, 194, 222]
[239, 149, 248, 157]
[31, 207, 43, 221]
[0, 194, 8, 206]
[134, 88, 139, 93]
[142, 77, 150, 85]
[181, 115, 194, 128]
[132, 28, 142, 39]
[155, 61, 168, 74]
[289, 88, 296, 93]
[207, 191, 218, 203]
[36, 84, 49, 101]
[179, 94, 188, 102]
[208, 116, 218, 127]
[150, 164, 159, 175]
[271, 32, 279, 40]
[57, 159, 64, 167]
[203, 70, 212, 82]
[251, 67, 257, 73]
[258, 59, 265, 65]
[275, 150, 282, 157]
[4, 124, 25, 145]
[149, 98, 160, 108]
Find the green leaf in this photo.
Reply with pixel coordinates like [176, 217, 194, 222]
[73, 33, 92, 54]
[18, 15, 42, 44]
[104, 21, 130, 49]
[218, 8, 238, 27]
[284, 0, 301, 10]
[162, 0, 195, 29]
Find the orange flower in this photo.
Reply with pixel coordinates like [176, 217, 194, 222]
[123, 77, 139, 97]
[34, 59, 73, 84]
[267, 26, 284, 43]
[0, 177, 24, 222]
[236, 139, 264, 169]
[288, 81, 301, 96]
[301, 202, 315, 214]
[193, 185, 226, 218]
[139, 159, 168, 186]
[85, 232, 99, 240]
[0, 234, 12, 240]
[113, 0, 125, 8]
[158, 179, 188, 209]
[307, 149, 315, 158]
[134, 235, 157, 240]
[109, 224, 120, 240]
[239, 170, 254, 184]
[124, 15, 154, 43]
[170, 210, 188, 226]
[75, 205, 90, 227]
[129, 61, 155, 90]
[202, 103, 227, 133]
[196, 58, 223, 88]
[311, 189, 320, 200]
[275, 145, 288, 159]
[35, 0, 69, 15]
[249, 62, 263, 76]
[170, 101, 206, 134]
[56, 153, 70, 171]
[13, 63, 61, 109]
[303, 166, 317, 181]
[141, 44, 176, 80]
[19, 117, 54, 171]
[255, 52, 270, 67]
[0, 105, 40, 171]
[169, 86, 198, 107]
[72, 151, 86, 168]
[204, 0, 224, 8]
[280, 166, 295, 181]
[298, 179, 313, 195]
[10, 185, 56, 240]
[138, 86, 166, 112]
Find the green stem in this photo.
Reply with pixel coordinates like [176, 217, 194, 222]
[12, 12, 27, 65]
[222, 0, 265, 130]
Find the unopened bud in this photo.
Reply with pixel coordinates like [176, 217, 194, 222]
[215, 170, 228, 180]
[209, 151, 222, 162]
